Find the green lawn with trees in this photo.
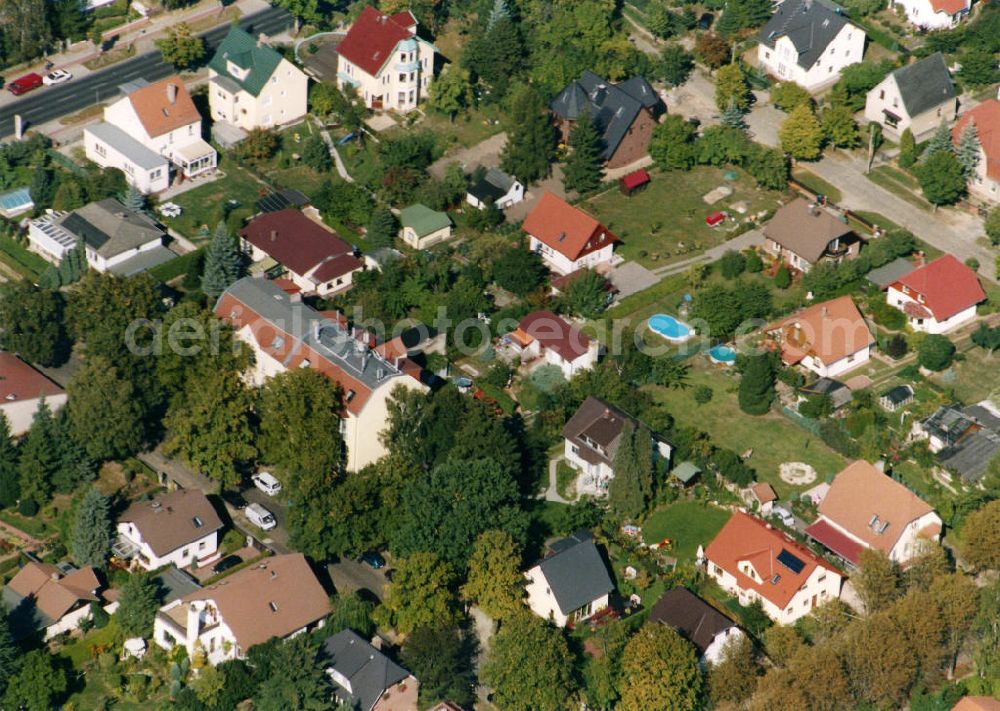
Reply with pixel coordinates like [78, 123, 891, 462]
[641, 500, 731, 561]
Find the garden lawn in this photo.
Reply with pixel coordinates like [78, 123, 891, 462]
[865, 166, 932, 212]
[641, 500, 731, 562]
[162, 159, 264, 243]
[644, 368, 845, 498]
[585, 166, 786, 269]
[935, 345, 1000, 404]
[791, 168, 843, 204]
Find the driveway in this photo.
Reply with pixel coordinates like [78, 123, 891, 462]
[327, 558, 388, 599]
[663, 70, 720, 128]
[608, 261, 659, 299]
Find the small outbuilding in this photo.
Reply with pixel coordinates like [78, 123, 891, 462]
[399, 203, 452, 249]
[880, 384, 915, 412]
[619, 168, 650, 196]
[672, 461, 702, 486]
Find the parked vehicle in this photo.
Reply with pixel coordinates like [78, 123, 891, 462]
[245, 502, 277, 531]
[42, 70, 72, 86]
[7, 73, 43, 95]
[251, 471, 282, 496]
[771, 507, 796, 528]
[212, 555, 242, 575]
[360, 551, 385, 569]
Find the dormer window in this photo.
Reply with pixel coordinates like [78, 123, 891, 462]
[226, 60, 250, 82]
[269, 601, 278, 612]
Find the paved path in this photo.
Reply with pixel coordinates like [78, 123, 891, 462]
[312, 116, 355, 182]
[541, 456, 570, 504]
[651, 228, 765, 277]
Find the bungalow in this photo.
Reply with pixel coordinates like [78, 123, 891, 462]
[648, 587, 744, 666]
[27, 199, 173, 276]
[466, 168, 524, 210]
[705, 511, 842, 625]
[153, 554, 329, 665]
[240, 209, 363, 297]
[322, 629, 419, 711]
[114, 489, 224, 571]
[398, 204, 452, 249]
[805, 461, 942, 567]
[952, 100, 1000, 204]
[550, 71, 665, 169]
[523, 192, 619, 275]
[3, 561, 104, 640]
[505, 311, 600, 379]
[561, 396, 672, 497]
[886, 254, 985, 333]
[215, 277, 427, 471]
[914, 402, 1000, 483]
[757, 0, 865, 92]
[524, 530, 615, 627]
[748, 482, 778, 516]
[0, 352, 67, 436]
[767, 296, 874, 378]
[762, 198, 861, 272]
[880, 384, 914, 412]
[890, 0, 970, 30]
[864, 54, 957, 140]
[336, 6, 437, 112]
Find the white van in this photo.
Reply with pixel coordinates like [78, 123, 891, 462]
[252, 472, 282, 496]
[245, 502, 277, 531]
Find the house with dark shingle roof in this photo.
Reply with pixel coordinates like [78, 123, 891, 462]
[505, 311, 600, 379]
[648, 587, 743, 665]
[891, 0, 970, 30]
[550, 71, 664, 169]
[466, 168, 524, 210]
[757, 0, 865, 91]
[322, 629, 419, 711]
[865, 54, 957, 139]
[916, 402, 1000, 483]
[763, 198, 861, 272]
[524, 530, 615, 627]
[207, 27, 309, 134]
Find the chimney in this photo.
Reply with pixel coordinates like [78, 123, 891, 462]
[270, 230, 277, 242]
[257, 33, 268, 48]
[821, 306, 828, 319]
[187, 601, 204, 644]
[167, 83, 177, 104]
[370, 635, 383, 651]
[51, 572, 60, 581]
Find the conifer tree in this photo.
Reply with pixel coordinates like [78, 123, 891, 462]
[738, 354, 775, 415]
[367, 207, 398, 248]
[17, 399, 57, 507]
[500, 84, 556, 184]
[957, 122, 982, 180]
[72, 488, 111, 569]
[122, 184, 146, 213]
[0, 611, 20, 696]
[720, 99, 748, 132]
[921, 121, 955, 163]
[0, 414, 18, 509]
[563, 110, 603, 194]
[608, 421, 652, 521]
[201, 222, 242, 297]
[898, 127, 917, 168]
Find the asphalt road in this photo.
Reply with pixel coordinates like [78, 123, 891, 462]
[0, 5, 293, 138]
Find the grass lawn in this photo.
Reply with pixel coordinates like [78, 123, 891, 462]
[410, 105, 506, 151]
[792, 168, 843, 204]
[0, 235, 49, 280]
[641, 500, 731, 561]
[866, 166, 932, 212]
[585, 166, 786, 269]
[557, 461, 577, 500]
[936, 346, 1000, 404]
[162, 158, 265, 243]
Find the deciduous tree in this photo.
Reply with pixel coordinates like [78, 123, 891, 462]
[400, 625, 475, 708]
[461, 529, 523, 619]
[917, 150, 966, 207]
[67, 356, 146, 462]
[374, 552, 458, 634]
[708, 634, 760, 707]
[854, 548, 901, 614]
[0, 282, 68, 367]
[2, 650, 63, 711]
[619, 624, 703, 711]
[822, 104, 860, 148]
[962, 499, 1000, 569]
[156, 23, 205, 69]
[779, 104, 825, 160]
[715, 63, 751, 111]
[770, 81, 811, 112]
[428, 66, 473, 121]
[649, 114, 697, 170]
[559, 269, 609, 318]
[658, 43, 694, 87]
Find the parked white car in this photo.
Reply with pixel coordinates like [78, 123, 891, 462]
[771, 506, 795, 528]
[42, 70, 72, 86]
[245, 502, 277, 531]
[252, 472, 282, 496]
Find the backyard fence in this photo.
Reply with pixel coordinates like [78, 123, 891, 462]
[780, 406, 822, 435]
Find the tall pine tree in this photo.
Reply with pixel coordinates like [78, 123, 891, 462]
[17, 399, 57, 507]
[0, 611, 20, 696]
[500, 84, 556, 184]
[201, 222, 242, 297]
[957, 122, 981, 180]
[367, 207, 398, 248]
[72, 488, 111, 570]
[608, 421, 651, 522]
[563, 110, 603, 194]
[738, 354, 775, 415]
[0, 414, 18, 509]
[921, 121, 955, 163]
[122, 184, 146, 213]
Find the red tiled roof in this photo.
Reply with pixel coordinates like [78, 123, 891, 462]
[127, 76, 201, 139]
[771, 296, 874, 367]
[953, 100, 1000, 182]
[522, 193, 618, 262]
[891, 254, 985, 321]
[337, 6, 416, 77]
[240, 209, 358, 283]
[930, 0, 968, 14]
[516, 310, 591, 362]
[902, 300, 932, 319]
[620, 168, 650, 190]
[0, 352, 65, 404]
[311, 253, 364, 283]
[805, 519, 865, 566]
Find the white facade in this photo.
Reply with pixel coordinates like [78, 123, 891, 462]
[466, 180, 525, 210]
[116, 521, 219, 571]
[529, 235, 615, 276]
[964, 144, 1000, 205]
[864, 74, 956, 140]
[758, 25, 865, 91]
[703, 628, 747, 667]
[818, 510, 942, 565]
[338, 37, 436, 112]
[523, 566, 609, 628]
[155, 599, 240, 665]
[799, 345, 871, 379]
[887, 286, 977, 333]
[890, 0, 968, 29]
[83, 128, 169, 194]
[400, 223, 451, 249]
[706, 559, 841, 625]
[209, 57, 309, 131]
[1, 393, 67, 437]
[564, 440, 614, 494]
[28, 210, 164, 273]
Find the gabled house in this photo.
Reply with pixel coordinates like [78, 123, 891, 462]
[208, 27, 309, 134]
[952, 100, 1000, 205]
[864, 53, 957, 139]
[466, 168, 524, 210]
[805, 461, 942, 567]
[27, 199, 172, 276]
[153, 554, 329, 665]
[767, 295, 874, 378]
[886, 254, 985, 333]
[240, 209, 363, 297]
[398, 203, 452, 249]
[762, 198, 861, 272]
[0, 352, 67, 437]
[914, 402, 1000, 483]
[524, 530, 615, 627]
[748, 482, 778, 516]
[648, 587, 744, 665]
[800, 377, 853, 410]
[322, 629, 419, 711]
[757, 0, 865, 92]
[705, 511, 842, 625]
[215, 277, 427, 471]
[336, 6, 437, 112]
[85, 76, 216, 194]
[561, 396, 672, 497]
[505, 311, 599, 379]
[522, 192, 619, 275]
[115, 489, 224, 571]
[890, 0, 970, 29]
[550, 71, 665, 169]
[880, 384, 914, 412]
[3, 562, 103, 640]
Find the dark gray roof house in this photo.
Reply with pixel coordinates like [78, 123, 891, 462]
[562, 396, 636, 468]
[886, 53, 956, 120]
[321, 629, 414, 711]
[801, 377, 852, 409]
[649, 587, 740, 659]
[922, 403, 1000, 482]
[866, 257, 918, 289]
[879, 385, 914, 411]
[758, 0, 852, 72]
[467, 168, 519, 206]
[535, 531, 615, 617]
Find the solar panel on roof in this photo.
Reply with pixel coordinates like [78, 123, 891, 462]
[777, 548, 805, 574]
[255, 192, 292, 213]
[61, 213, 110, 249]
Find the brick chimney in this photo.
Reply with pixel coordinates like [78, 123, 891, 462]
[167, 83, 177, 104]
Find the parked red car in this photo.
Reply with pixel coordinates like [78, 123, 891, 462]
[6, 73, 43, 96]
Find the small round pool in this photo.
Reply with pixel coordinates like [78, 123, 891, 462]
[708, 344, 737, 365]
[649, 314, 693, 342]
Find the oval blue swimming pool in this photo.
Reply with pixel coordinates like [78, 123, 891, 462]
[649, 314, 693, 342]
[708, 344, 737, 364]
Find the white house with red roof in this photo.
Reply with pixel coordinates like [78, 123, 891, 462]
[705, 511, 842, 625]
[953, 100, 1000, 204]
[886, 254, 985, 333]
[215, 277, 426, 471]
[522, 193, 619, 275]
[0, 352, 67, 436]
[505, 311, 599, 379]
[890, 0, 969, 29]
[239, 209, 363, 297]
[84, 76, 216, 194]
[767, 295, 874, 378]
[336, 7, 437, 112]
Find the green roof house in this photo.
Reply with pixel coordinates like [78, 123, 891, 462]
[207, 27, 309, 139]
[399, 204, 452, 249]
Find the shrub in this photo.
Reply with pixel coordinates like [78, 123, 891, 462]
[18, 499, 38, 517]
[774, 265, 791, 289]
[745, 249, 763, 273]
[917, 334, 955, 371]
[820, 420, 860, 457]
[966, 257, 980, 271]
[719, 249, 746, 279]
[799, 394, 833, 419]
[884, 333, 908, 359]
[694, 385, 713, 404]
